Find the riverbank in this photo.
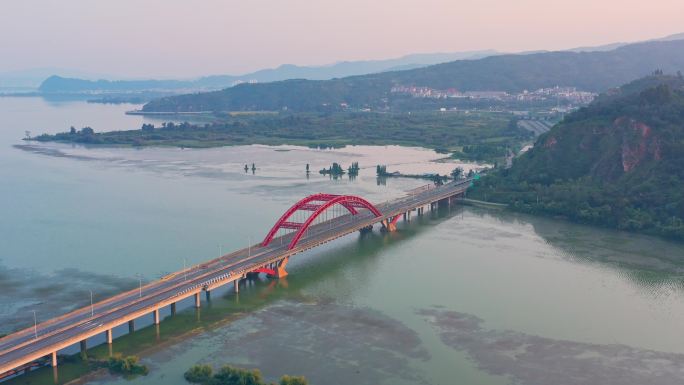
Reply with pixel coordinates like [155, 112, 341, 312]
[28, 111, 531, 164]
[457, 198, 507, 209]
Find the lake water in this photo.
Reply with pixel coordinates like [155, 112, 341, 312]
[1, 97, 684, 385]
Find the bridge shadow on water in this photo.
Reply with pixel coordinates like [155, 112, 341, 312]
[3, 206, 466, 385]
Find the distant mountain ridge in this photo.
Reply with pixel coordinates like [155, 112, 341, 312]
[142, 39, 684, 113]
[37, 50, 498, 93]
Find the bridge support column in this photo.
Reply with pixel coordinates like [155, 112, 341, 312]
[194, 292, 201, 308]
[275, 257, 289, 278]
[171, 303, 176, 315]
[128, 320, 135, 333]
[234, 280, 239, 294]
[80, 340, 87, 355]
[153, 309, 160, 325]
[105, 329, 113, 344]
[51, 351, 58, 367]
[205, 290, 211, 302]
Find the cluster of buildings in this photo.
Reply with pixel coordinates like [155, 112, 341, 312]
[390, 85, 596, 104]
[231, 79, 259, 86]
[515, 87, 596, 104]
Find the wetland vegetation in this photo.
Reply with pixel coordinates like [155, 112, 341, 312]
[30, 111, 532, 164]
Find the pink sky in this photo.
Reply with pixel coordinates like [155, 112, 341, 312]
[1, 0, 683, 78]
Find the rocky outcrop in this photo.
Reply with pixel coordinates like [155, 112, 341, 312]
[615, 118, 662, 172]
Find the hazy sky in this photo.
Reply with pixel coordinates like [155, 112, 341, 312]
[2, 0, 684, 78]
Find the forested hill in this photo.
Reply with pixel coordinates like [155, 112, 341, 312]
[142, 39, 684, 113]
[470, 74, 684, 240]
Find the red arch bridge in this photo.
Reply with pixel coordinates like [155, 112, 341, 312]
[0, 179, 472, 378]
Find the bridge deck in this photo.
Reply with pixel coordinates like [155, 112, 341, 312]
[0, 179, 470, 375]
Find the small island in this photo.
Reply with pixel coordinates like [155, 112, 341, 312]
[184, 364, 307, 385]
[319, 162, 360, 177]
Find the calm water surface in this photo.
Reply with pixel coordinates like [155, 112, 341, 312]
[1, 97, 684, 385]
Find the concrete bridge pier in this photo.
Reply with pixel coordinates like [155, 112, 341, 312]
[194, 292, 201, 308]
[79, 340, 87, 356]
[105, 329, 113, 344]
[128, 320, 135, 333]
[153, 309, 160, 325]
[171, 302, 176, 315]
[246, 272, 259, 280]
[234, 280, 239, 294]
[205, 290, 211, 302]
[275, 257, 289, 278]
[51, 351, 57, 367]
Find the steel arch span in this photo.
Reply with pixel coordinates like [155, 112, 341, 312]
[261, 193, 382, 249]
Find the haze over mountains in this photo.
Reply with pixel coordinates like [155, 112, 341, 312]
[19, 32, 683, 95]
[142, 39, 684, 113]
[34, 50, 498, 93]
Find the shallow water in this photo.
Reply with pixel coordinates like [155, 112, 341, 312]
[1, 97, 683, 385]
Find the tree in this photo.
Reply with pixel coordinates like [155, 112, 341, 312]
[450, 167, 464, 180]
[280, 375, 308, 385]
[141, 123, 154, 132]
[184, 364, 213, 383]
[107, 354, 148, 376]
[70, 126, 76, 134]
[376, 165, 387, 176]
[80, 126, 94, 135]
[213, 365, 263, 385]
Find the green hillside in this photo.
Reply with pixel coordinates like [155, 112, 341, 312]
[470, 74, 684, 240]
[142, 40, 684, 113]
